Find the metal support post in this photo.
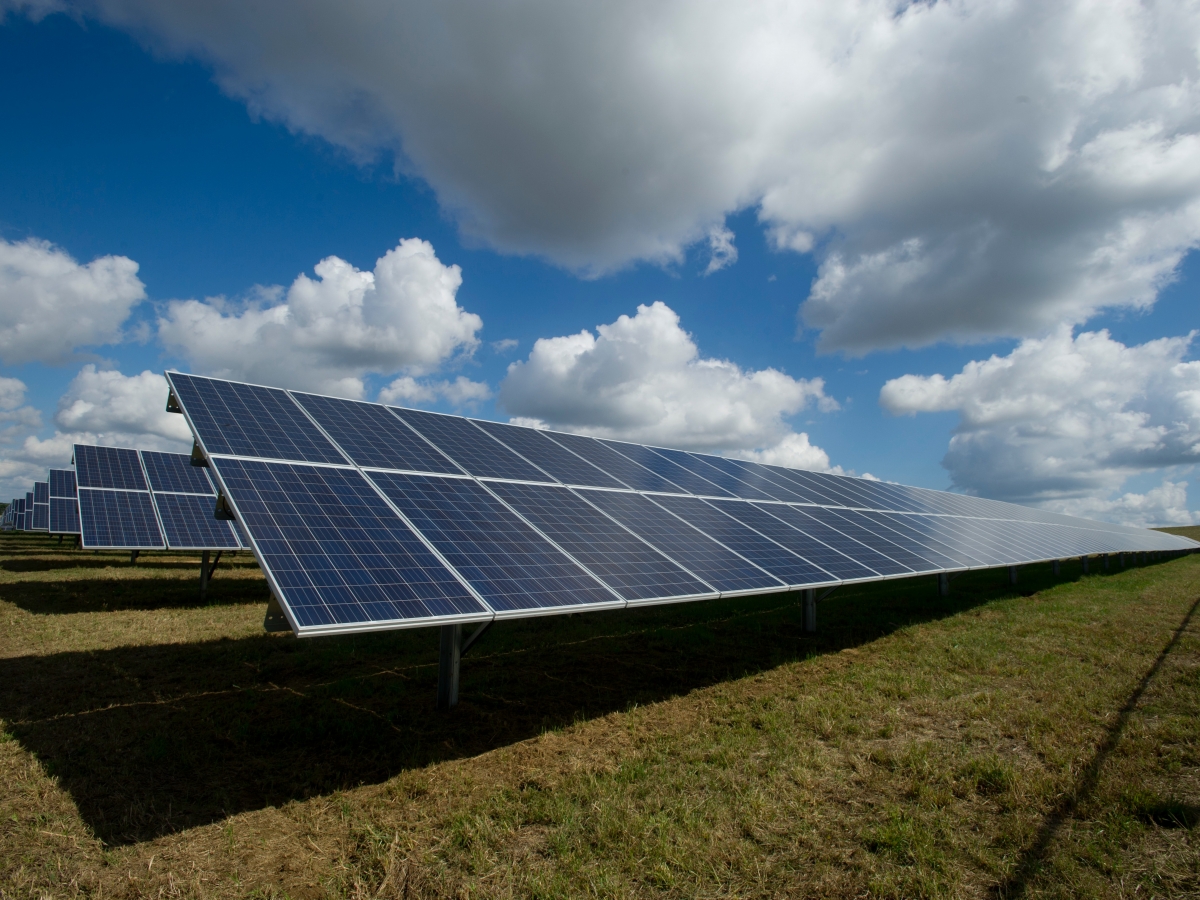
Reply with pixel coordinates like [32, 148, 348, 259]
[1052, 560, 1060, 576]
[937, 573, 950, 597]
[437, 623, 463, 710]
[200, 550, 210, 597]
[1081, 555, 1089, 575]
[1119, 552, 1125, 568]
[1103, 554, 1109, 571]
[130, 549, 139, 565]
[1008, 565, 1018, 586]
[802, 588, 816, 632]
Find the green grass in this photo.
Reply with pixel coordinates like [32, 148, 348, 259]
[0, 530, 1197, 898]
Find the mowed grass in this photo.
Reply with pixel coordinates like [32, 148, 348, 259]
[0, 531, 1197, 898]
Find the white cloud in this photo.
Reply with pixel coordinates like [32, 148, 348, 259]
[1052, 480, 1197, 528]
[879, 327, 1200, 522]
[499, 301, 836, 467]
[490, 338, 518, 353]
[157, 238, 483, 398]
[18, 1, 1200, 348]
[0, 366, 191, 499]
[703, 226, 738, 276]
[378, 374, 491, 408]
[0, 237, 145, 364]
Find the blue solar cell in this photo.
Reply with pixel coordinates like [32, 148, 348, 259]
[33, 482, 48, 504]
[600, 441, 735, 497]
[877, 513, 1010, 566]
[538, 431, 685, 493]
[78, 489, 165, 549]
[648, 448, 779, 501]
[141, 451, 216, 494]
[485, 481, 713, 601]
[291, 393, 463, 474]
[391, 408, 551, 482]
[211, 458, 487, 630]
[650, 494, 838, 586]
[13, 497, 25, 532]
[32, 501, 48, 531]
[759, 505, 913, 576]
[24, 492, 33, 531]
[49, 469, 76, 499]
[49, 497, 80, 534]
[154, 493, 241, 549]
[471, 420, 627, 489]
[816, 508, 955, 571]
[704, 500, 879, 580]
[368, 472, 621, 613]
[689, 454, 812, 503]
[790, 472, 868, 508]
[579, 489, 784, 594]
[74, 445, 147, 490]
[758, 466, 843, 505]
[168, 373, 346, 464]
[848, 510, 979, 568]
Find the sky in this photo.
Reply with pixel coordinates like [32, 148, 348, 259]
[1, 0, 1199, 527]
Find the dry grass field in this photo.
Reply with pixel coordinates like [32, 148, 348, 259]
[0, 528, 1197, 898]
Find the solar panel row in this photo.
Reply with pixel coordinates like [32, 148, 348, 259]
[164, 373, 1200, 638]
[73, 444, 243, 551]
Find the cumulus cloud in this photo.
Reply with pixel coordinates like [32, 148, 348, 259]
[1052, 480, 1196, 528]
[499, 301, 836, 466]
[703, 226, 738, 276]
[378, 374, 491, 408]
[12, 1, 1200, 347]
[880, 327, 1200, 522]
[0, 366, 191, 498]
[158, 238, 483, 398]
[0, 237, 145, 364]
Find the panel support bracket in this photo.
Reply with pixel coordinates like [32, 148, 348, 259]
[802, 588, 817, 633]
[1007, 565, 1019, 586]
[937, 573, 950, 597]
[263, 595, 291, 633]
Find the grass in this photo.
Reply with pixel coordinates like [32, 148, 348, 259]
[0, 530, 1197, 898]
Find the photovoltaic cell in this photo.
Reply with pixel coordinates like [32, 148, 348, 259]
[49, 497, 80, 534]
[600, 441, 735, 497]
[154, 492, 241, 549]
[368, 472, 621, 613]
[759, 466, 842, 505]
[817, 508, 962, 571]
[77, 489, 165, 549]
[392, 408, 550, 482]
[648, 447, 778, 501]
[689, 454, 810, 503]
[471, 419, 627, 489]
[141, 450, 215, 494]
[705, 499, 880, 581]
[168, 373, 346, 464]
[24, 492, 33, 531]
[485, 481, 713, 601]
[210, 458, 487, 631]
[539, 431, 684, 493]
[291, 393, 462, 475]
[74, 445, 147, 490]
[49, 469, 76, 499]
[579, 489, 784, 594]
[33, 482, 48, 504]
[650, 494, 838, 586]
[759, 504, 913, 576]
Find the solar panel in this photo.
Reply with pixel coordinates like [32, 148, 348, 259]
[31, 481, 49, 531]
[24, 491, 34, 531]
[167, 372, 347, 464]
[368, 472, 623, 614]
[647, 447, 779, 501]
[539, 431, 685, 493]
[599, 440, 736, 497]
[49, 468, 76, 499]
[485, 481, 714, 602]
[49, 497, 80, 535]
[291, 392, 463, 475]
[470, 419, 627, 489]
[210, 457, 489, 633]
[154, 492, 241, 550]
[141, 450, 216, 494]
[74, 445, 147, 490]
[390, 408, 549, 482]
[77, 489, 165, 549]
[12, 497, 26, 531]
[163, 372, 1199, 648]
[578, 488, 786, 595]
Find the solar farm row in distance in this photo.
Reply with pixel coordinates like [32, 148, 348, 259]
[165, 373, 1200, 638]
[73, 444, 245, 551]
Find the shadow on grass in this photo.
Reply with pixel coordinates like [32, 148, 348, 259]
[0, 561, 1092, 847]
[994, 591, 1200, 898]
[2, 571, 270, 614]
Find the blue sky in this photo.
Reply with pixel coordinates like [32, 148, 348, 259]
[2, 3, 1199, 526]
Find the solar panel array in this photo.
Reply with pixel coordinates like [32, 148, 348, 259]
[73, 444, 244, 551]
[165, 373, 1200, 638]
[30, 481, 49, 532]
